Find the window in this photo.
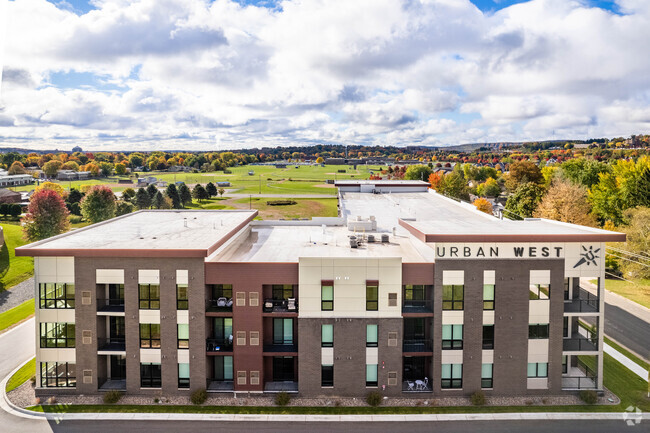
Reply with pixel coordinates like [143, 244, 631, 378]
[366, 324, 378, 347]
[404, 285, 426, 301]
[140, 323, 161, 348]
[441, 363, 462, 389]
[273, 318, 293, 345]
[529, 284, 549, 300]
[139, 284, 160, 309]
[529, 324, 549, 339]
[366, 364, 378, 387]
[483, 284, 495, 310]
[176, 284, 188, 310]
[177, 324, 189, 349]
[562, 355, 568, 374]
[178, 363, 190, 388]
[272, 285, 294, 300]
[212, 284, 233, 300]
[39, 283, 75, 309]
[321, 365, 333, 387]
[563, 317, 569, 338]
[481, 363, 493, 388]
[442, 285, 464, 310]
[40, 362, 76, 387]
[39, 323, 75, 348]
[321, 282, 333, 311]
[442, 324, 463, 349]
[527, 362, 548, 378]
[212, 318, 233, 347]
[482, 325, 494, 350]
[140, 362, 162, 388]
[321, 324, 333, 347]
[564, 278, 570, 301]
[366, 282, 378, 311]
[213, 356, 233, 381]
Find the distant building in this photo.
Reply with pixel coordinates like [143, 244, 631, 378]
[274, 163, 288, 169]
[216, 181, 231, 187]
[168, 166, 191, 173]
[0, 188, 22, 204]
[0, 174, 34, 187]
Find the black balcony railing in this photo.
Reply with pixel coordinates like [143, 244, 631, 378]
[403, 339, 433, 352]
[264, 342, 298, 353]
[263, 298, 298, 313]
[98, 377, 127, 390]
[563, 336, 598, 352]
[206, 298, 233, 313]
[564, 288, 599, 313]
[206, 379, 234, 391]
[206, 338, 233, 352]
[97, 337, 126, 352]
[97, 298, 125, 313]
[402, 300, 433, 314]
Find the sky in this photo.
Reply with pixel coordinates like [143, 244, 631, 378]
[0, 0, 648, 151]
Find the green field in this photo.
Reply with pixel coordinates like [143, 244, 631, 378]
[0, 223, 34, 291]
[603, 278, 650, 309]
[235, 197, 338, 219]
[0, 298, 34, 332]
[6, 358, 34, 392]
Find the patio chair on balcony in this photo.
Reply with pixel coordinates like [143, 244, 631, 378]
[406, 380, 415, 391]
[287, 298, 296, 311]
[217, 297, 227, 307]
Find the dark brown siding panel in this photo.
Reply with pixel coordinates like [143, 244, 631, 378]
[402, 263, 434, 285]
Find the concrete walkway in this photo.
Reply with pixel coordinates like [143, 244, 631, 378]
[0, 278, 34, 314]
[604, 343, 649, 381]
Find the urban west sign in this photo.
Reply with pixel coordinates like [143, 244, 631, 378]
[435, 244, 564, 259]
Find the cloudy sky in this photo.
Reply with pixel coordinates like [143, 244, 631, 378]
[0, 0, 648, 151]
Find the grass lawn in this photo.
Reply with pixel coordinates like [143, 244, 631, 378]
[234, 197, 338, 219]
[25, 353, 650, 415]
[0, 298, 34, 332]
[0, 223, 34, 290]
[604, 335, 649, 370]
[603, 278, 650, 309]
[6, 358, 34, 392]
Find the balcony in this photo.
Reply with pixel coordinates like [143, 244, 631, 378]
[562, 358, 597, 390]
[403, 339, 433, 353]
[403, 379, 431, 392]
[265, 381, 298, 393]
[96, 298, 125, 314]
[207, 380, 234, 392]
[206, 338, 233, 353]
[263, 342, 298, 353]
[563, 335, 598, 352]
[206, 298, 233, 313]
[97, 337, 126, 352]
[98, 377, 126, 390]
[402, 300, 433, 314]
[263, 298, 298, 314]
[564, 287, 599, 313]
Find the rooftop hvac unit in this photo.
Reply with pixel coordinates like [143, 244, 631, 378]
[367, 234, 375, 243]
[381, 234, 389, 243]
[350, 239, 358, 248]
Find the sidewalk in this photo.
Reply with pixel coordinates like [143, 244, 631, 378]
[604, 343, 649, 381]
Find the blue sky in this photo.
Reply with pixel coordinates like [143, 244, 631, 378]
[2, 0, 647, 150]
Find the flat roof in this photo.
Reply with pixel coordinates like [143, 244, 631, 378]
[334, 180, 430, 186]
[16, 210, 258, 257]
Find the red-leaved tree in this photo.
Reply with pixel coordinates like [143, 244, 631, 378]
[22, 189, 70, 241]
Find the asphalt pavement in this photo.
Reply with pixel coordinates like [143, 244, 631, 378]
[603, 303, 650, 361]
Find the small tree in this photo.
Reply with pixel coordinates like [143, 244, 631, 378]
[114, 163, 127, 176]
[80, 185, 116, 224]
[166, 184, 182, 209]
[98, 162, 113, 177]
[122, 188, 136, 202]
[9, 204, 22, 219]
[192, 184, 208, 203]
[135, 188, 152, 210]
[22, 189, 70, 241]
[42, 160, 63, 177]
[218, 188, 225, 198]
[8, 161, 26, 175]
[146, 183, 158, 199]
[206, 182, 217, 198]
[153, 191, 165, 209]
[0, 203, 9, 217]
[473, 197, 493, 214]
[116, 201, 135, 216]
[67, 188, 84, 205]
[178, 184, 192, 207]
[35, 181, 66, 198]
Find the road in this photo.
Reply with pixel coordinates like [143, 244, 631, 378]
[603, 302, 650, 361]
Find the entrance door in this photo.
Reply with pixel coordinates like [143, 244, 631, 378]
[110, 355, 126, 380]
[273, 357, 295, 382]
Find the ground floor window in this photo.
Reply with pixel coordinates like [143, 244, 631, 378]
[441, 363, 462, 389]
[527, 362, 548, 378]
[140, 363, 162, 388]
[214, 356, 233, 381]
[178, 363, 190, 388]
[481, 363, 493, 388]
[366, 364, 378, 387]
[40, 362, 76, 387]
[321, 365, 333, 387]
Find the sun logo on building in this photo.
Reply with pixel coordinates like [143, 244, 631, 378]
[573, 245, 600, 268]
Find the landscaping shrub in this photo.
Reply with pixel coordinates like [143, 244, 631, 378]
[580, 390, 598, 404]
[191, 388, 207, 405]
[366, 391, 382, 407]
[470, 390, 486, 406]
[275, 391, 291, 406]
[266, 200, 297, 206]
[103, 390, 122, 404]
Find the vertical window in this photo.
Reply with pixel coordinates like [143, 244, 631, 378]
[321, 365, 334, 387]
[442, 324, 463, 349]
[563, 317, 569, 338]
[366, 282, 378, 311]
[272, 285, 294, 300]
[563, 278, 570, 301]
[273, 318, 293, 345]
[481, 364, 493, 388]
[441, 364, 462, 389]
[366, 364, 378, 387]
[366, 324, 378, 347]
[39, 283, 75, 309]
[527, 363, 548, 378]
[139, 284, 160, 309]
[529, 284, 549, 300]
[483, 284, 495, 310]
[177, 324, 189, 349]
[140, 363, 162, 388]
[176, 284, 188, 310]
[562, 355, 568, 374]
[139, 324, 161, 348]
[210, 317, 233, 349]
[321, 324, 333, 347]
[528, 324, 549, 339]
[482, 325, 494, 349]
[214, 356, 234, 381]
[442, 285, 464, 310]
[178, 363, 190, 388]
[321, 281, 334, 311]
[40, 362, 76, 387]
[39, 323, 75, 348]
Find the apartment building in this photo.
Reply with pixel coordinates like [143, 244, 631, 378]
[16, 182, 624, 398]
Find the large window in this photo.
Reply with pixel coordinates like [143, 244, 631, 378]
[321, 324, 333, 347]
[482, 325, 494, 350]
[272, 285, 294, 300]
[211, 317, 233, 348]
[212, 284, 233, 300]
[140, 323, 161, 348]
[366, 364, 378, 387]
[178, 363, 190, 388]
[529, 284, 550, 300]
[40, 362, 76, 387]
[529, 324, 549, 339]
[273, 318, 293, 345]
[139, 284, 160, 309]
[366, 283, 378, 311]
[321, 365, 334, 387]
[177, 324, 189, 349]
[404, 285, 426, 301]
[527, 362, 548, 378]
[442, 324, 463, 349]
[140, 362, 162, 388]
[442, 285, 464, 310]
[177, 284, 188, 310]
[366, 324, 378, 347]
[40, 323, 75, 348]
[213, 356, 234, 381]
[39, 283, 75, 309]
[481, 363, 493, 388]
[441, 363, 462, 389]
[321, 282, 334, 311]
[483, 284, 495, 310]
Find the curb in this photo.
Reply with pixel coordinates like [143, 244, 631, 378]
[0, 357, 44, 420]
